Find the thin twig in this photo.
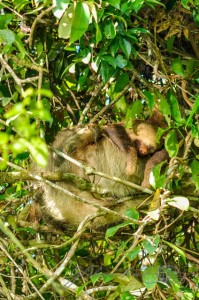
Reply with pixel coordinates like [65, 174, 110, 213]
[27, 5, 56, 48]
[79, 81, 105, 124]
[90, 83, 131, 123]
[0, 243, 45, 300]
[0, 218, 94, 300]
[0, 55, 39, 94]
[111, 216, 151, 273]
[37, 214, 99, 298]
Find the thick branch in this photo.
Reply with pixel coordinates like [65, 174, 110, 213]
[0, 171, 109, 194]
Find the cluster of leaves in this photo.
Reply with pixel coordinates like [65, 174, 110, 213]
[0, 0, 199, 299]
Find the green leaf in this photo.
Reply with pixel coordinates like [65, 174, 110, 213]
[0, 132, 9, 145]
[125, 208, 139, 220]
[58, 5, 74, 39]
[110, 38, 119, 56]
[131, 0, 144, 13]
[121, 277, 144, 296]
[53, 0, 70, 19]
[26, 138, 49, 168]
[115, 96, 126, 114]
[12, 138, 27, 154]
[120, 291, 136, 299]
[70, 2, 90, 43]
[190, 159, 199, 190]
[158, 98, 171, 125]
[162, 267, 181, 292]
[95, 23, 102, 44]
[104, 21, 116, 39]
[150, 161, 167, 188]
[127, 246, 141, 260]
[0, 14, 13, 29]
[31, 103, 52, 122]
[167, 91, 183, 123]
[172, 58, 184, 76]
[181, 0, 190, 9]
[99, 60, 113, 82]
[106, 0, 120, 9]
[105, 221, 132, 238]
[90, 273, 113, 285]
[77, 67, 89, 90]
[14, 34, 26, 58]
[119, 37, 131, 59]
[115, 54, 128, 68]
[114, 73, 129, 93]
[165, 129, 178, 157]
[0, 29, 15, 45]
[186, 95, 199, 125]
[4, 103, 25, 119]
[146, 0, 165, 7]
[163, 240, 186, 263]
[128, 27, 149, 34]
[167, 36, 175, 54]
[193, 8, 199, 26]
[143, 91, 155, 109]
[167, 196, 189, 211]
[112, 273, 129, 284]
[142, 265, 160, 290]
[102, 55, 117, 68]
[125, 101, 143, 127]
[142, 235, 160, 254]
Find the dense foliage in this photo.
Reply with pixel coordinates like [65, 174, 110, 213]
[0, 0, 199, 299]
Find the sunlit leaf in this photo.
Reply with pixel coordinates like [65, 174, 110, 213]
[95, 23, 102, 44]
[4, 103, 25, 119]
[70, 2, 90, 43]
[167, 196, 189, 211]
[25, 138, 49, 168]
[58, 5, 74, 39]
[0, 132, 9, 145]
[147, 209, 160, 221]
[53, 0, 70, 19]
[0, 29, 15, 45]
[106, 0, 120, 9]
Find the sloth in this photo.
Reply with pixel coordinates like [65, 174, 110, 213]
[36, 115, 168, 229]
